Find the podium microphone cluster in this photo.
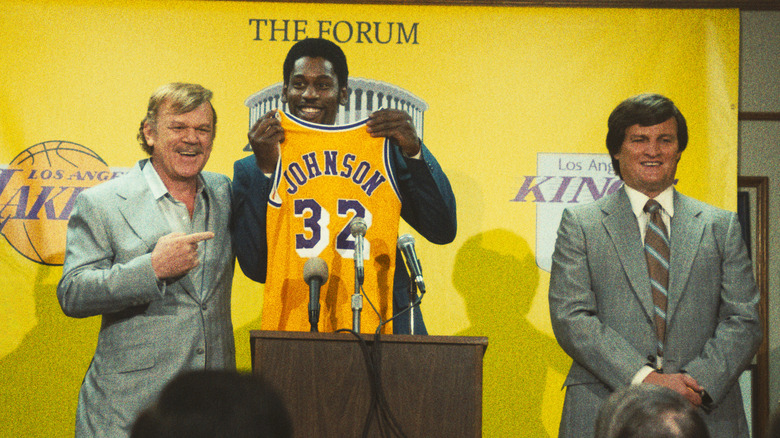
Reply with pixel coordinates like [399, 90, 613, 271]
[304, 257, 328, 332]
[397, 234, 425, 293]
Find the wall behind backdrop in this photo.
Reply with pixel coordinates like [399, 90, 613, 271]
[0, 1, 738, 436]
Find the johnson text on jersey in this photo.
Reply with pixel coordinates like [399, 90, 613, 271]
[283, 150, 387, 197]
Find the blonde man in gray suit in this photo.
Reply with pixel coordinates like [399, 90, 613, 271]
[549, 93, 761, 438]
[58, 83, 235, 437]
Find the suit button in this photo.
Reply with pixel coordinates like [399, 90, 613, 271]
[196, 348, 205, 355]
[201, 304, 208, 311]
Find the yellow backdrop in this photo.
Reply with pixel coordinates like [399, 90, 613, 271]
[0, 1, 738, 436]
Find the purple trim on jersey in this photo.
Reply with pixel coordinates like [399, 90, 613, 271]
[284, 111, 369, 132]
[268, 155, 283, 208]
[384, 139, 402, 202]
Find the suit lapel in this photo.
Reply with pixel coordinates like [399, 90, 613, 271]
[116, 162, 168, 248]
[667, 191, 704, 322]
[116, 160, 199, 301]
[199, 175, 218, 303]
[602, 188, 655, 321]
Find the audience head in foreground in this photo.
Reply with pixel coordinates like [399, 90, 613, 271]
[595, 384, 710, 438]
[131, 370, 292, 438]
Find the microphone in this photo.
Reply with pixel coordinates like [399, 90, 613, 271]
[350, 217, 367, 286]
[303, 257, 328, 332]
[397, 234, 425, 293]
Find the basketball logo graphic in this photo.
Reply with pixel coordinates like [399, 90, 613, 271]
[0, 141, 112, 265]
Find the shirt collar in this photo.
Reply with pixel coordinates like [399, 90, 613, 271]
[141, 158, 205, 200]
[623, 183, 675, 219]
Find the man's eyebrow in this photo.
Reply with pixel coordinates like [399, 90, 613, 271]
[291, 73, 334, 80]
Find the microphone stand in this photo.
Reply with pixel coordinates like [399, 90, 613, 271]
[352, 246, 364, 333]
[352, 279, 362, 333]
[408, 281, 417, 335]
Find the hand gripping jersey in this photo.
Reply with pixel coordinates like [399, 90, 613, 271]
[262, 111, 402, 333]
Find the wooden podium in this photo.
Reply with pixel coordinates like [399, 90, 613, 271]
[250, 330, 488, 437]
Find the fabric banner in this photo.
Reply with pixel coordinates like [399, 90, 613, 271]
[0, 1, 737, 436]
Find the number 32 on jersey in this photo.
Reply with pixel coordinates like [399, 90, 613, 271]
[294, 198, 371, 260]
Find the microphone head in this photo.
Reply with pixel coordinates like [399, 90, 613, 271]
[303, 257, 329, 284]
[397, 233, 415, 249]
[350, 217, 367, 237]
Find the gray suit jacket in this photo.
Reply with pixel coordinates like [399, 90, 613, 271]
[57, 160, 236, 437]
[549, 187, 761, 438]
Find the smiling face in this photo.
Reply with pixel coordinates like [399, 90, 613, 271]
[144, 100, 214, 187]
[614, 117, 682, 198]
[282, 56, 347, 125]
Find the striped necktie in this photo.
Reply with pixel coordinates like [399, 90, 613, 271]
[644, 199, 669, 365]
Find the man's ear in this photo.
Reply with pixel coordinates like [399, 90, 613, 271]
[281, 84, 288, 103]
[143, 122, 155, 147]
[339, 86, 348, 106]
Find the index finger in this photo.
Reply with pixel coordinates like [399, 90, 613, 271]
[250, 115, 275, 133]
[181, 231, 215, 243]
[370, 108, 409, 121]
[680, 374, 703, 392]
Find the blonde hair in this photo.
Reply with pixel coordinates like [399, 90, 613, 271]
[137, 83, 216, 155]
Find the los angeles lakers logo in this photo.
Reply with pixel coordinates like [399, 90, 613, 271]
[0, 141, 121, 265]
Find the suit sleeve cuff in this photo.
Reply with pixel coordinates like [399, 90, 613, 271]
[632, 365, 656, 385]
[401, 149, 422, 160]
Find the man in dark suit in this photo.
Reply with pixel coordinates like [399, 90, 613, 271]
[549, 93, 761, 437]
[232, 38, 456, 334]
[58, 83, 235, 437]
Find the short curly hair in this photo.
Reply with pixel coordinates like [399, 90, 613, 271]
[137, 83, 216, 155]
[282, 38, 348, 89]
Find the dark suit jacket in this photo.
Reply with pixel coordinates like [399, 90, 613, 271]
[232, 141, 456, 334]
[549, 187, 761, 438]
[57, 160, 236, 437]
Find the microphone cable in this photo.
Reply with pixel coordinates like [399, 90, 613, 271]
[335, 260, 430, 437]
[335, 327, 408, 438]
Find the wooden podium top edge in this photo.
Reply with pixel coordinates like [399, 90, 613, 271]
[249, 329, 489, 349]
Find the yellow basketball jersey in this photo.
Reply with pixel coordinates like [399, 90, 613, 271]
[262, 111, 402, 333]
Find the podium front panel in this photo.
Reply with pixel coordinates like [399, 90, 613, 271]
[250, 330, 487, 438]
